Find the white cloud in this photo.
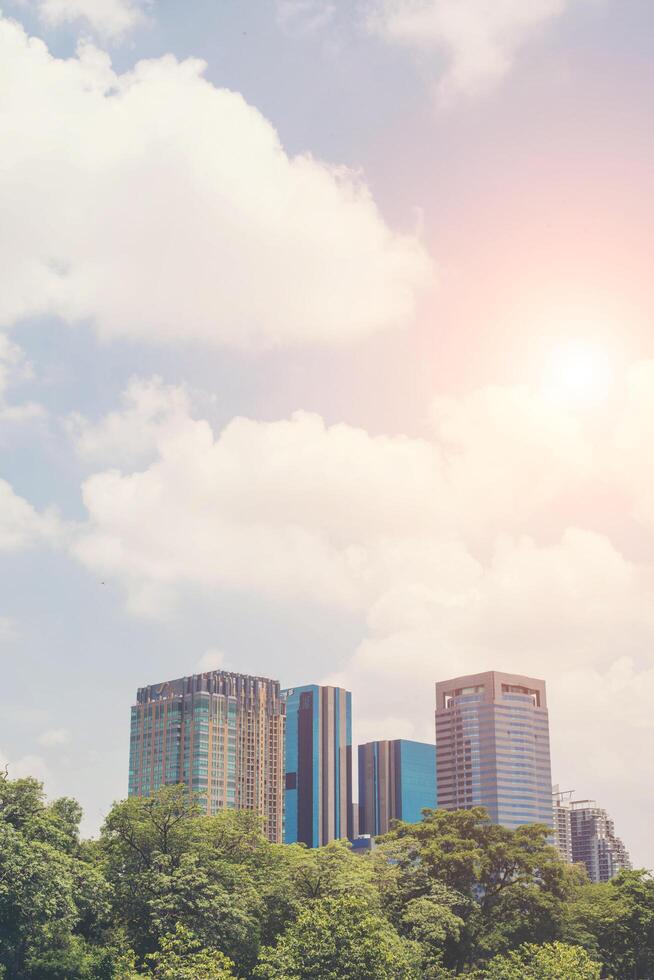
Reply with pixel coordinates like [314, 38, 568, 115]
[37, 728, 72, 748]
[196, 649, 226, 672]
[368, 0, 584, 101]
[277, 0, 336, 36]
[0, 479, 62, 551]
[613, 361, 654, 530]
[72, 399, 459, 614]
[0, 333, 44, 424]
[0, 334, 30, 397]
[0, 748, 50, 783]
[0, 617, 18, 642]
[67, 376, 192, 467]
[0, 403, 45, 423]
[34, 0, 147, 38]
[431, 383, 591, 535]
[0, 16, 432, 349]
[71, 376, 607, 615]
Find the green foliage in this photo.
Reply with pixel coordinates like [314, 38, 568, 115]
[1, 773, 652, 980]
[254, 894, 418, 979]
[399, 890, 464, 978]
[566, 870, 654, 979]
[480, 941, 602, 979]
[144, 924, 236, 978]
[100, 786, 269, 971]
[281, 838, 380, 904]
[378, 807, 577, 970]
[24, 935, 139, 980]
[0, 775, 81, 852]
[0, 773, 112, 979]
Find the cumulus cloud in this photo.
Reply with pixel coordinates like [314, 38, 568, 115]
[72, 399, 459, 614]
[0, 617, 18, 642]
[71, 375, 612, 615]
[0, 15, 431, 349]
[37, 728, 72, 748]
[0, 333, 44, 424]
[432, 383, 591, 534]
[34, 0, 147, 38]
[276, 0, 336, 36]
[0, 748, 50, 783]
[67, 376, 192, 467]
[0, 479, 62, 551]
[613, 360, 654, 530]
[368, 0, 585, 101]
[196, 649, 227, 672]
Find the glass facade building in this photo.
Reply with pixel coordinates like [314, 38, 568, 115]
[129, 670, 285, 842]
[358, 739, 436, 836]
[435, 671, 553, 829]
[282, 685, 352, 847]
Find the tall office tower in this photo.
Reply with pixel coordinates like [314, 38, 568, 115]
[129, 671, 285, 843]
[552, 785, 574, 863]
[569, 800, 631, 883]
[435, 671, 553, 829]
[358, 739, 436, 837]
[282, 685, 352, 847]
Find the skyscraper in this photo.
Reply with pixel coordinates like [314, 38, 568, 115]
[282, 684, 352, 847]
[358, 739, 436, 836]
[552, 785, 574, 863]
[435, 671, 553, 829]
[129, 670, 285, 842]
[568, 799, 631, 883]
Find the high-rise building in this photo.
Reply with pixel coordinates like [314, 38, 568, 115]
[282, 685, 352, 847]
[552, 785, 574, 863]
[569, 800, 631, 883]
[358, 739, 436, 836]
[435, 671, 553, 829]
[129, 670, 285, 842]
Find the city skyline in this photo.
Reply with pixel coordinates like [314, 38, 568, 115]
[1, 0, 653, 871]
[124, 663, 630, 878]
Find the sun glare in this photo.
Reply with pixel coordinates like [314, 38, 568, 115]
[542, 341, 614, 410]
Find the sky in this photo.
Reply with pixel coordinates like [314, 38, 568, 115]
[1, 0, 654, 865]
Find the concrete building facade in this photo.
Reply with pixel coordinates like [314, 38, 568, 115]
[552, 785, 574, 863]
[128, 670, 285, 842]
[282, 684, 352, 847]
[435, 671, 553, 829]
[569, 800, 631, 883]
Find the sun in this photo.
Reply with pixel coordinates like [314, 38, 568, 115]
[541, 341, 614, 410]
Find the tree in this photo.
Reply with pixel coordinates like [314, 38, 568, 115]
[399, 889, 464, 978]
[3, 769, 653, 980]
[0, 821, 77, 974]
[0, 772, 123, 979]
[378, 808, 577, 970]
[254, 894, 418, 980]
[145, 925, 236, 979]
[281, 839, 380, 904]
[146, 849, 262, 969]
[24, 935, 142, 980]
[0, 775, 81, 853]
[567, 870, 654, 979]
[481, 941, 602, 979]
[101, 787, 271, 974]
